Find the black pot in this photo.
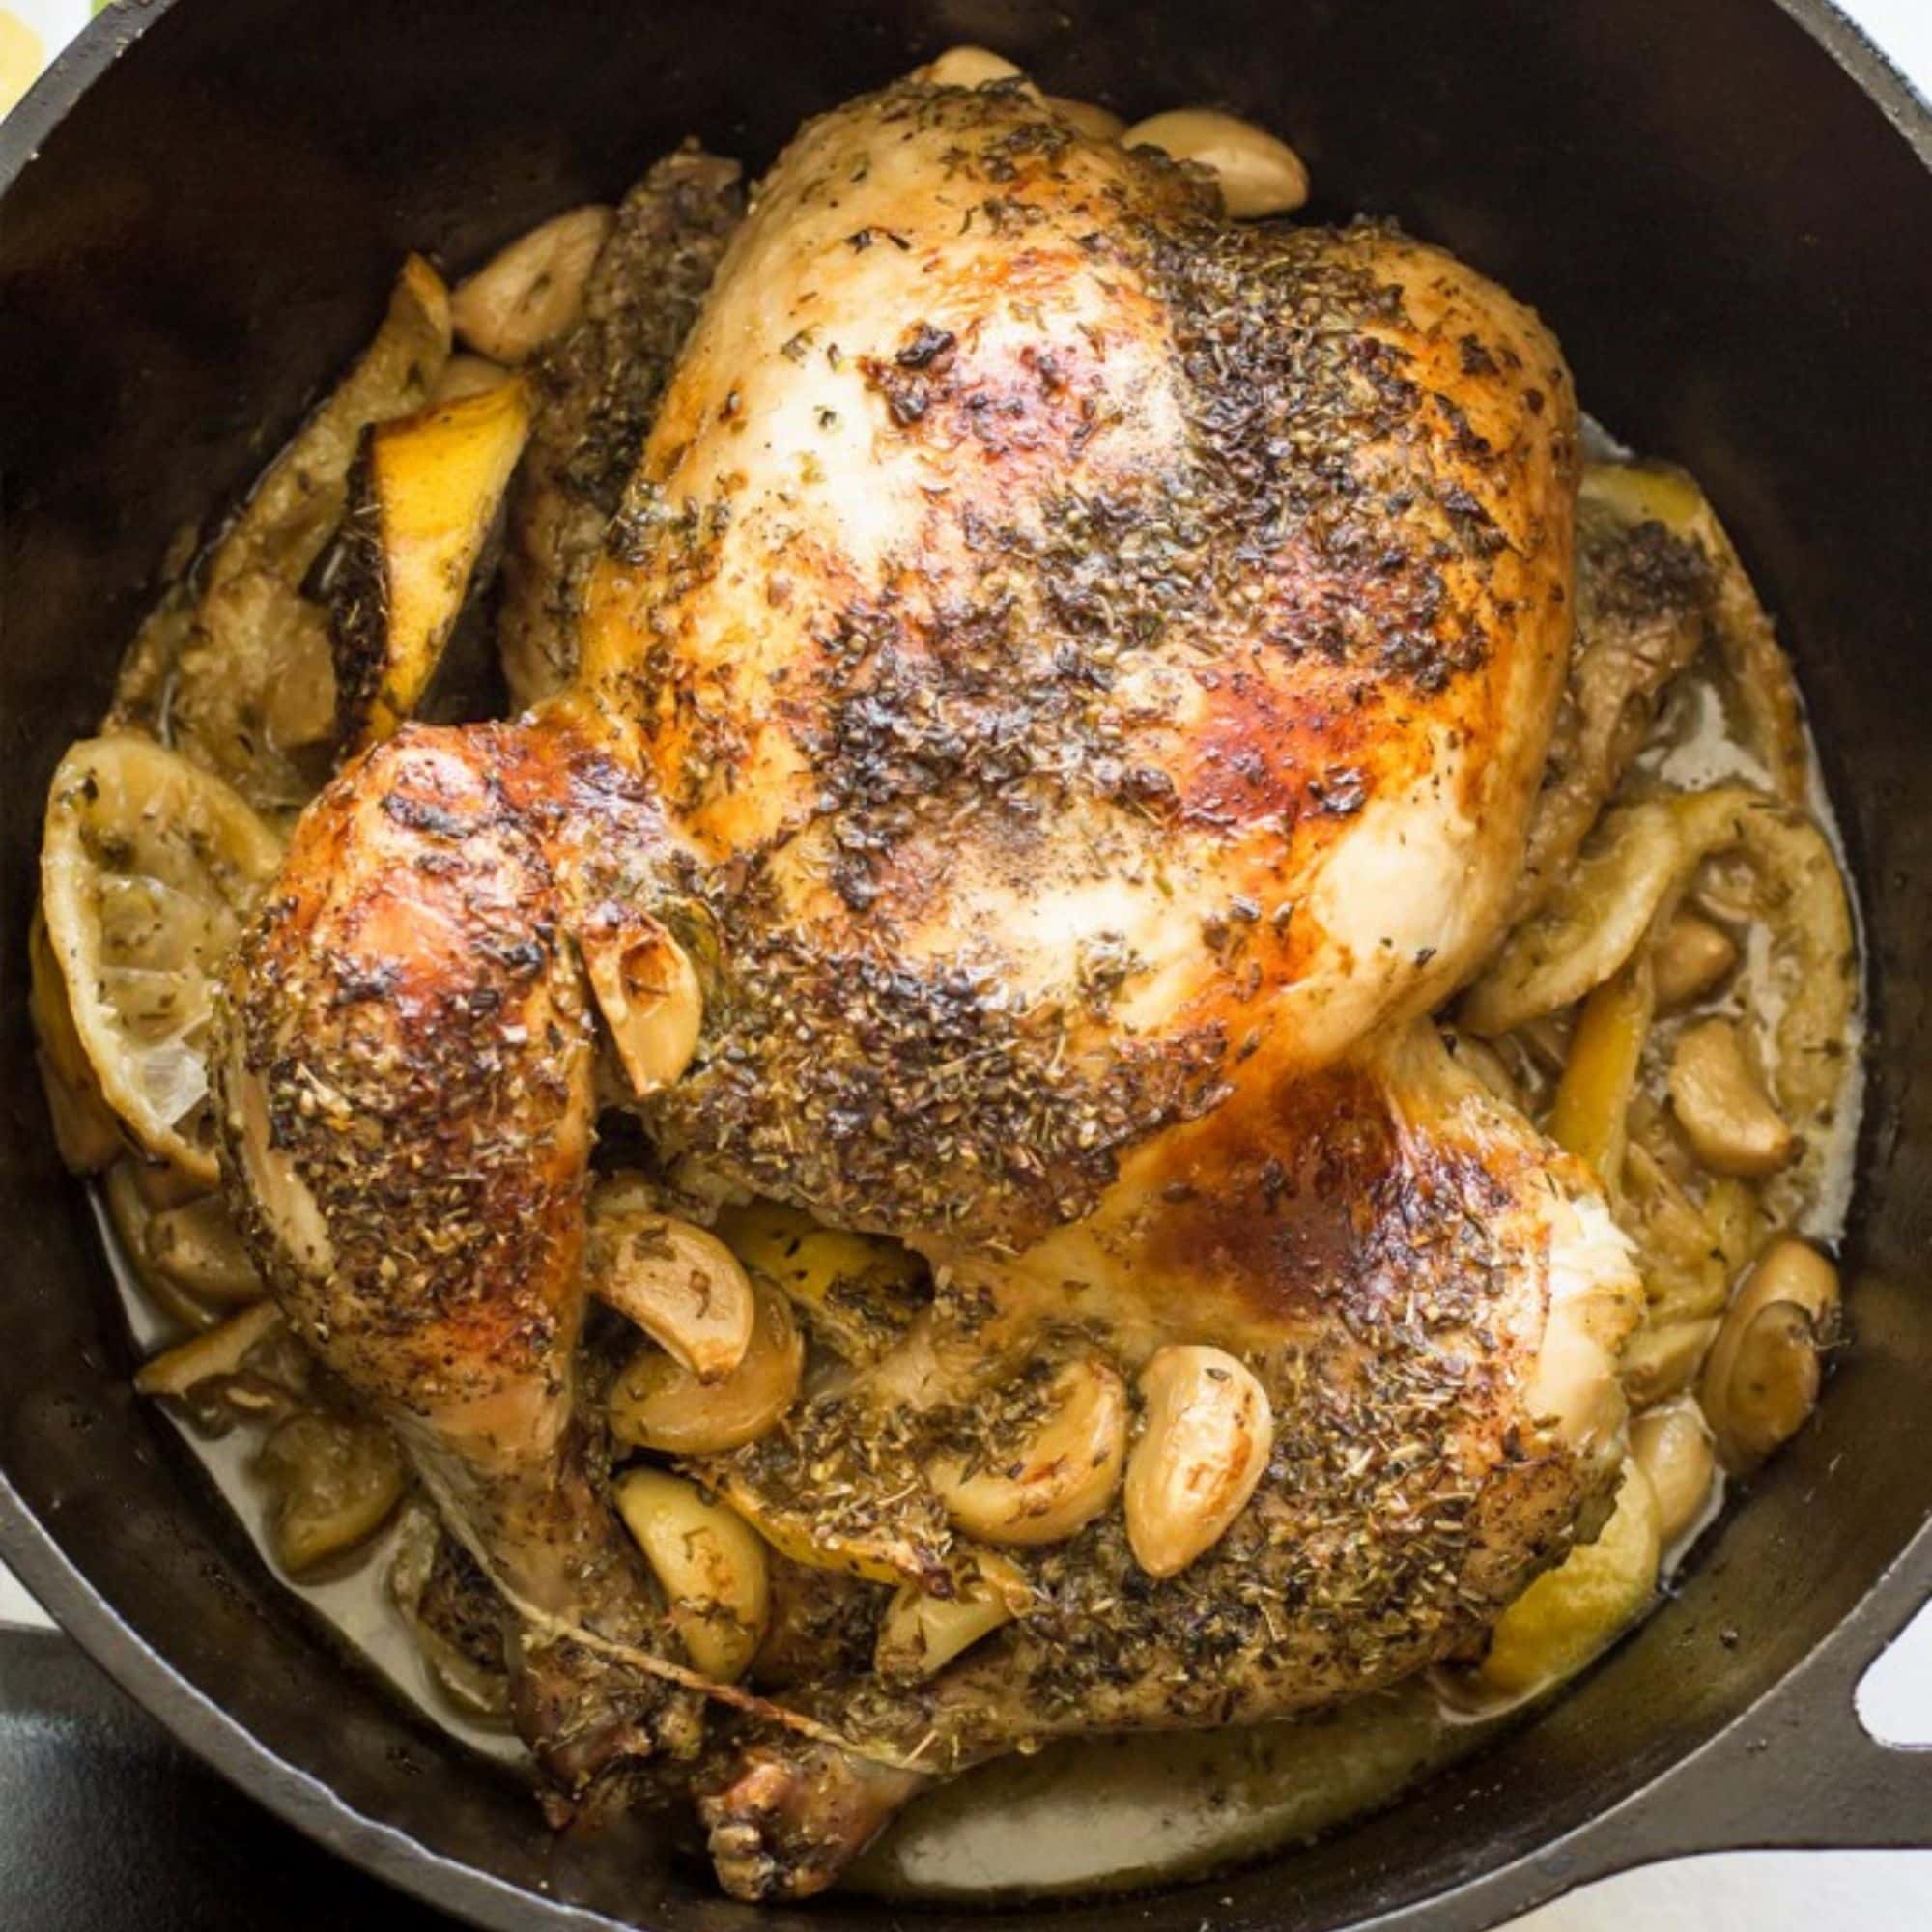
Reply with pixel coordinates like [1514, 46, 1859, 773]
[3, 4, 1930, 1928]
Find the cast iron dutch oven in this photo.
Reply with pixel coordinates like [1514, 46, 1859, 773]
[3, 2, 1930, 1927]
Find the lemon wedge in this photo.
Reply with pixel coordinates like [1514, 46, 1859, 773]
[1474, 1458, 1661, 1702]
[41, 736, 283, 1183]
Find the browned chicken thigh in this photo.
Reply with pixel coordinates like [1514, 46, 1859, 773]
[220, 718, 706, 1780]
[218, 73, 1642, 1897]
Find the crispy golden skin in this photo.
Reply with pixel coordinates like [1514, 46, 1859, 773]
[219, 79, 1639, 1895]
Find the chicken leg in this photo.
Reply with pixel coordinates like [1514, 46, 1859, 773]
[217, 715, 706, 1784]
[696, 1019, 1638, 1895]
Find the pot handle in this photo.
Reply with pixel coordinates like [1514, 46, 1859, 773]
[1652, 1610, 1932, 1853]
[1543, 1554, 1932, 1893]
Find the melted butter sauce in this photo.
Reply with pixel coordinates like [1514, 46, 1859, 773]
[91, 1193, 526, 1767]
[852, 1686, 1505, 1900]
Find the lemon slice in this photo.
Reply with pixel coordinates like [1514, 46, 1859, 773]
[28, 904, 124, 1172]
[41, 737, 284, 1184]
[1472, 1458, 1662, 1701]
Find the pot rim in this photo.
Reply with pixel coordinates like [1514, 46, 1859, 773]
[2, 4, 1929, 1929]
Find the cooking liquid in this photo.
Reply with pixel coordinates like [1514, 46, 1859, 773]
[92, 672, 1865, 1899]
[852, 1683, 1506, 1899]
[93, 1202, 526, 1767]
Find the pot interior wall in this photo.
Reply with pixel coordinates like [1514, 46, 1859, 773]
[3, 3, 1929, 1928]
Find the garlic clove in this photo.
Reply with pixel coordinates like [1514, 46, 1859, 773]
[875, 1550, 1031, 1680]
[577, 908, 703, 1097]
[927, 1355, 1128, 1548]
[615, 1467, 770, 1682]
[588, 1184, 754, 1382]
[1123, 1345, 1272, 1578]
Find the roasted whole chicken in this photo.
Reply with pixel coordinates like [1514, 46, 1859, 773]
[5, 57, 1820, 1903]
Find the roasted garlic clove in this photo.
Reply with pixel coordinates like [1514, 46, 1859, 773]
[1630, 1402, 1718, 1548]
[1702, 1176, 1766, 1278]
[874, 1551, 1031, 1681]
[257, 1410, 406, 1574]
[133, 1300, 284, 1398]
[614, 1468, 770, 1682]
[587, 1183, 754, 1382]
[1619, 1314, 1722, 1407]
[927, 1355, 1128, 1548]
[451, 206, 614, 364]
[1652, 912, 1739, 1009]
[1724, 1234, 1841, 1331]
[919, 46, 1028, 88]
[146, 1194, 265, 1306]
[608, 1281, 803, 1455]
[1667, 1018, 1796, 1179]
[128, 1154, 211, 1210]
[1706, 1303, 1821, 1471]
[430, 354, 514, 404]
[103, 1161, 220, 1335]
[1123, 1346, 1273, 1578]
[1049, 97, 1125, 142]
[1122, 108, 1309, 217]
[577, 906, 703, 1097]
[1699, 1236, 1840, 1472]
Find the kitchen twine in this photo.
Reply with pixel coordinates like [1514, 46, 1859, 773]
[418, 1464, 933, 1775]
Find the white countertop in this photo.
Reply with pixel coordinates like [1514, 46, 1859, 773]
[3, 1, 1927, 1926]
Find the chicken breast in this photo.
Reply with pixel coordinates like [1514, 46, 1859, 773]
[589, 86, 1580, 1250]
